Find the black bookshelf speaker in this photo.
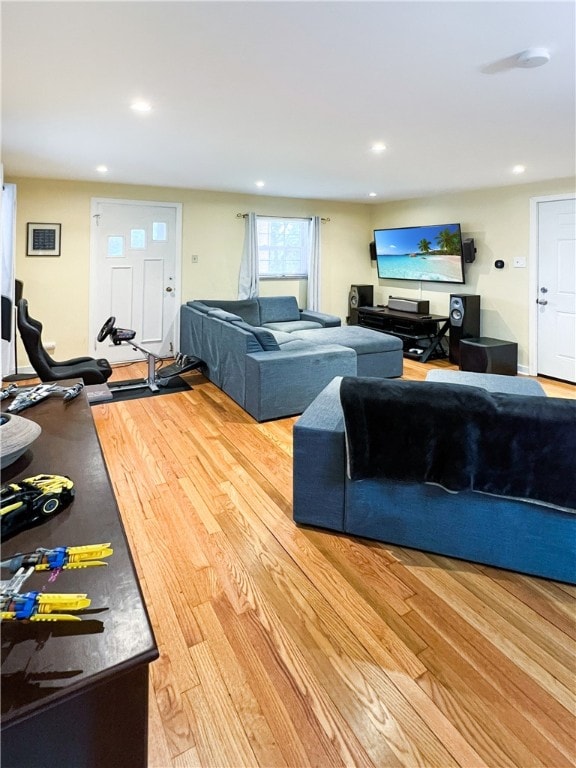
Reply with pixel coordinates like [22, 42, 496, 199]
[1, 280, 24, 342]
[462, 238, 476, 263]
[1, 296, 10, 341]
[369, 241, 377, 261]
[348, 284, 374, 325]
[449, 294, 480, 364]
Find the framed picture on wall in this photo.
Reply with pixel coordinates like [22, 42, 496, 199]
[27, 223, 61, 256]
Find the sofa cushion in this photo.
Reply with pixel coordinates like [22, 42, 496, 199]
[202, 299, 260, 326]
[221, 320, 263, 353]
[270, 330, 298, 345]
[262, 320, 323, 332]
[274, 339, 316, 352]
[258, 296, 301, 324]
[252, 329, 280, 351]
[293, 326, 402, 353]
[186, 300, 211, 313]
[292, 326, 403, 378]
[207, 308, 243, 322]
[299, 309, 342, 327]
[232, 321, 280, 351]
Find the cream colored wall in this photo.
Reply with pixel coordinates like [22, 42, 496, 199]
[8, 177, 370, 362]
[9, 175, 575, 371]
[369, 177, 576, 370]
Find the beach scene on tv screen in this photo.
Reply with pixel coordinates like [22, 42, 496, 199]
[375, 223, 463, 282]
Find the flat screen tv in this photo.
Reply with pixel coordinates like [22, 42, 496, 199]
[374, 223, 465, 283]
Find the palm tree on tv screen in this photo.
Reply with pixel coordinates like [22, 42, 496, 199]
[418, 238, 432, 254]
[436, 228, 460, 254]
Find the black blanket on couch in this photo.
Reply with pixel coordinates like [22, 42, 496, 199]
[340, 377, 576, 509]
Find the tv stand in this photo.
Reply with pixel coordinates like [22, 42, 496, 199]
[358, 306, 450, 362]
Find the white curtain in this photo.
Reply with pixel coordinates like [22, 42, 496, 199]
[1, 183, 17, 377]
[238, 212, 259, 299]
[307, 215, 321, 311]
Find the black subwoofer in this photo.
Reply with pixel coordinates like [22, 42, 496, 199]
[449, 294, 480, 364]
[460, 337, 518, 375]
[348, 285, 373, 325]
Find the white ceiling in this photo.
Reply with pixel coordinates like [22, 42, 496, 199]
[2, 0, 575, 203]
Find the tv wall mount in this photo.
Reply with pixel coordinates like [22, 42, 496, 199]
[97, 317, 202, 393]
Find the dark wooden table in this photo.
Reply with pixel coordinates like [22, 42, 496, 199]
[1, 383, 158, 768]
[358, 306, 451, 362]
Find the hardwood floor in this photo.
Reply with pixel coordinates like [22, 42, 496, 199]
[90, 359, 575, 768]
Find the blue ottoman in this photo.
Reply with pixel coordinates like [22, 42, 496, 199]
[425, 369, 545, 395]
[291, 326, 403, 378]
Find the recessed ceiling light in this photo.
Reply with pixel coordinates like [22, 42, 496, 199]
[368, 192, 378, 197]
[371, 142, 387, 153]
[96, 165, 108, 174]
[512, 164, 526, 174]
[131, 100, 152, 113]
[255, 180, 265, 188]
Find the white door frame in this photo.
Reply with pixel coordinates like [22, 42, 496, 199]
[89, 197, 183, 357]
[528, 192, 576, 377]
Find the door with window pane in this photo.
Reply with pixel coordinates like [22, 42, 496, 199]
[90, 199, 181, 363]
[536, 197, 576, 382]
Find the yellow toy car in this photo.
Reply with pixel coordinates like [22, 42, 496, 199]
[1, 475, 75, 540]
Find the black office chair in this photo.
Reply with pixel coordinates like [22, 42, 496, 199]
[16, 299, 113, 385]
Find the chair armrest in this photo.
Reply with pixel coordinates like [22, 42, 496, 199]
[299, 309, 341, 327]
[293, 376, 347, 530]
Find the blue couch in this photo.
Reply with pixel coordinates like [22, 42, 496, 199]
[179, 296, 402, 421]
[293, 373, 576, 584]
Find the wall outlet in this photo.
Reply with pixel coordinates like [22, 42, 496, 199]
[513, 257, 526, 268]
[43, 341, 56, 352]
[191, 254, 199, 263]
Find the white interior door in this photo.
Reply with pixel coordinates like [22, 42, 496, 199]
[90, 199, 181, 363]
[536, 197, 576, 383]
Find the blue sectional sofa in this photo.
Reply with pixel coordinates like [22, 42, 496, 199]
[179, 296, 403, 421]
[293, 373, 576, 584]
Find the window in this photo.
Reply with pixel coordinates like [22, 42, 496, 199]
[107, 236, 124, 257]
[257, 217, 310, 278]
[152, 221, 167, 241]
[130, 228, 146, 249]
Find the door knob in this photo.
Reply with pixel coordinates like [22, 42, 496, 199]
[536, 299, 548, 305]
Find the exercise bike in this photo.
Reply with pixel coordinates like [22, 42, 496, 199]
[97, 317, 202, 393]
